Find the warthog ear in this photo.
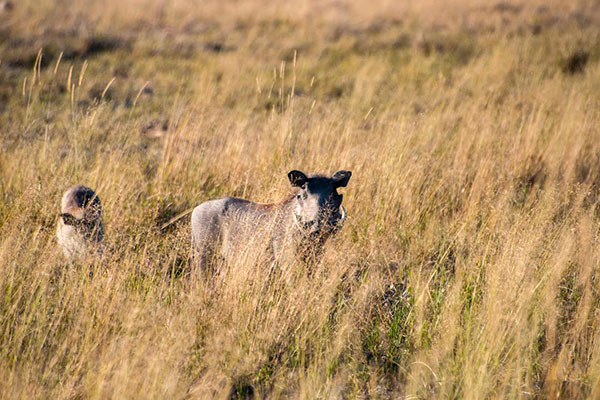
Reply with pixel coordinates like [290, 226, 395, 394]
[288, 170, 308, 187]
[332, 170, 352, 187]
[60, 213, 80, 226]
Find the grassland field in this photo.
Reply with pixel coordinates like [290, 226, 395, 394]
[2, 0, 600, 398]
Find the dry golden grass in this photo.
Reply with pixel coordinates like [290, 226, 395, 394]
[2, 0, 600, 398]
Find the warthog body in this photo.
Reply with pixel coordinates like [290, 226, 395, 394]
[191, 170, 352, 271]
[56, 185, 104, 261]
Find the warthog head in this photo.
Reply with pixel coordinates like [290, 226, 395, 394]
[59, 185, 102, 234]
[288, 169, 352, 238]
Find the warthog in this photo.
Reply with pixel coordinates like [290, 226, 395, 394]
[191, 169, 352, 271]
[56, 185, 104, 261]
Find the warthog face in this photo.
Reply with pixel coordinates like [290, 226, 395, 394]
[59, 185, 103, 240]
[57, 185, 104, 261]
[288, 169, 352, 237]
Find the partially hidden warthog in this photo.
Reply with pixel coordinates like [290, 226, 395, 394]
[191, 169, 352, 271]
[56, 185, 104, 261]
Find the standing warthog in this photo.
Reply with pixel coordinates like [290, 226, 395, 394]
[56, 185, 104, 261]
[191, 169, 352, 271]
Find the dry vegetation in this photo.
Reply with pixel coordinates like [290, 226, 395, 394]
[2, 0, 600, 398]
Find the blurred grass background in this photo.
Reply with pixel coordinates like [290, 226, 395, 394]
[2, 0, 600, 398]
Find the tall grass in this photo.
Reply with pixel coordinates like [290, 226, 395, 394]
[1, 0, 600, 398]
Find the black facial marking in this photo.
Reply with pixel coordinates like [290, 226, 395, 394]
[60, 213, 81, 226]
